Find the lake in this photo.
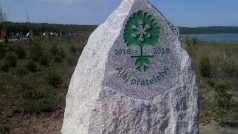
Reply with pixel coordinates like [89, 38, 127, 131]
[182, 34, 238, 42]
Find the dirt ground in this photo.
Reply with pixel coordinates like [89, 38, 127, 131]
[7, 110, 63, 134]
[200, 122, 238, 134]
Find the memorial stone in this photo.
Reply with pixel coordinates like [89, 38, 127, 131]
[62, 0, 199, 133]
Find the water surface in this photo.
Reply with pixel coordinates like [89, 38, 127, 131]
[182, 34, 238, 42]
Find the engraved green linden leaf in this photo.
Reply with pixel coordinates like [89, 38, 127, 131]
[124, 10, 160, 48]
[123, 10, 160, 72]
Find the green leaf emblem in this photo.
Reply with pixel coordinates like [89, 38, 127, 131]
[124, 10, 160, 72]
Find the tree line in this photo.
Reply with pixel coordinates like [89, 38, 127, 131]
[0, 22, 97, 36]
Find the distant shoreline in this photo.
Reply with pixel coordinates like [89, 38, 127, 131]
[179, 26, 238, 34]
[1, 21, 238, 35]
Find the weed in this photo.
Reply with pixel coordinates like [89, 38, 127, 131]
[199, 57, 211, 78]
[69, 45, 77, 55]
[50, 46, 65, 62]
[22, 99, 55, 114]
[222, 62, 238, 78]
[39, 53, 50, 66]
[0, 45, 7, 60]
[26, 60, 37, 72]
[43, 70, 62, 88]
[14, 46, 26, 59]
[4, 53, 17, 67]
[212, 80, 232, 123]
[29, 45, 43, 62]
[0, 61, 10, 72]
[17, 63, 28, 75]
[0, 53, 17, 72]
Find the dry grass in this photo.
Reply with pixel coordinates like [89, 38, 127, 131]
[0, 35, 238, 133]
[184, 41, 238, 133]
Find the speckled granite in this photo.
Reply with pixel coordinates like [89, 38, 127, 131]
[61, 0, 199, 134]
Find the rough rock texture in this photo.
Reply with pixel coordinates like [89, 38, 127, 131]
[61, 0, 199, 134]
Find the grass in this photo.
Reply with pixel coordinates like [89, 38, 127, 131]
[0, 36, 87, 132]
[183, 40, 238, 130]
[0, 33, 238, 133]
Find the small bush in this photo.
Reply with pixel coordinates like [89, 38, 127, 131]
[207, 79, 215, 88]
[22, 99, 54, 114]
[21, 88, 45, 100]
[78, 47, 84, 55]
[26, 61, 37, 72]
[0, 62, 10, 72]
[50, 46, 65, 62]
[191, 37, 198, 45]
[14, 46, 26, 59]
[50, 45, 59, 56]
[4, 53, 17, 67]
[66, 56, 77, 66]
[199, 57, 211, 77]
[212, 81, 232, 122]
[39, 53, 50, 66]
[20, 83, 57, 114]
[29, 45, 43, 62]
[222, 63, 238, 78]
[17, 63, 28, 75]
[0, 53, 17, 72]
[54, 55, 63, 62]
[69, 45, 77, 55]
[0, 46, 7, 60]
[184, 36, 191, 46]
[29, 46, 50, 66]
[43, 70, 62, 88]
[59, 48, 65, 58]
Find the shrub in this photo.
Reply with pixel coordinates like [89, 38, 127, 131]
[0, 46, 7, 60]
[43, 70, 62, 88]
[207, 79, 215, 88]
[29, 45, 43, 62]
[50, 45, 59, 56]
[26, 60, 37, 72]
[29, 46, 50, 66]
[59, 48, 65, 58]
[17, 63, 28, 75]
[69, 45, 77, 55]
[39, 53, 50, 66]
[222, 63, 238, 78]
[22, 99, 54, 114]
[78, 47, 84, 55]
[66, 56, 77, 66]
[14, 46, 26, 59]
[20, 83, 57, 114]
[0, 62, 10, 72]
[0, 53, 17, 72]
[199, 57, 211, 77]
[21, 86, 48, 101]
[50, 46, 65, 62]
[4, 53, 17, 67]
[191, 37, 198, 45]
[54, 55, 63, 62]
[212, 81, 232, 123]
[184, 36, 191, 46]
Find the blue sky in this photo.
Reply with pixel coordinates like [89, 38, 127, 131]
[1, 0, 238, 27]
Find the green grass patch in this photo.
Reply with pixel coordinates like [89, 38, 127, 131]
[184, 40, 238, 127]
